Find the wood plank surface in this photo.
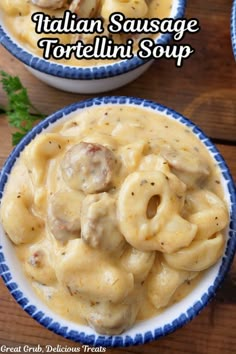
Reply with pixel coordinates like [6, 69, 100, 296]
[0, 0, 236, 352]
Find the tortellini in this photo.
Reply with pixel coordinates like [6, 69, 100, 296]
[0, 192, 43, 245]
[1, 0, 30, 15]
[118, 140, 148, 174]
[184, 190, 228, 240]
[0, 104, 229, 335]
[24, 241, 57, 285]
[25, 133, 67, 187]
[101, 0, 148, 20]
[163, 232, 225, 271]
[118, 171, 197, 253]
[56, 239, 134, 303]
[146, 257, 197, 309]
[121, 247, 155, 283]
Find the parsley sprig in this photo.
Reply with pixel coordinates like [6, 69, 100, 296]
[0, 71, 45, 145]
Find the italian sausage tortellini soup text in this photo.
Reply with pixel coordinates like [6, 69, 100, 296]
[0, 104, 229, 334]
[0, 0, 173, 65]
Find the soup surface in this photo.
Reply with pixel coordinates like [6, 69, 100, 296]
[0, 0, 173, 66]
[0, 104, 229, 334]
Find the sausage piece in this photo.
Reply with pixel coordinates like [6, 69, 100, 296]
[61, 142, 117, 194]
[81, 193, 125, 253]
[31, 0, 66, 9]
[47, 190, 83, 241]
[161, 144, 210, 188]
[86, 300, 139, 335]
[69, 0, 99, 17]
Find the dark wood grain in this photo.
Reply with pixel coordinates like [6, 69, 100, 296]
[0, 0, 236, 352]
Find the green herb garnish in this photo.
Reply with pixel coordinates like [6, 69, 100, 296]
[0, 71, 45, 145]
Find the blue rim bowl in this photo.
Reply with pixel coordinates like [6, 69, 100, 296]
[0, 0, 186, 80]
[231, 0, 236, 59]
[0, 96, 235, 346]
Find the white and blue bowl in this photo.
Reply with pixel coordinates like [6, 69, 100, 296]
[231, 0, 236, 59]
[0, 1, 186, 93]
[0, 96, 235, 346]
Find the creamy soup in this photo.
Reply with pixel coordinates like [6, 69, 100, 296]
[0, 104, 229, 334]
[0, 0, 173, 66]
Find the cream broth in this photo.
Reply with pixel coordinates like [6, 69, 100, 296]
[0, 0, 173, 66]
[0, 104, 229, 334]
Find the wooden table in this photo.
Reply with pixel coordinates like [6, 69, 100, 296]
[0, 0, 236, 352]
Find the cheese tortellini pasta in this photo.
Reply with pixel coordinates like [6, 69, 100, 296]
[0, 104, 229, 334]
[101, 0, 148, 20]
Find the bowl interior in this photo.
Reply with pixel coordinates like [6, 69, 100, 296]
[0, 96, 235, 346]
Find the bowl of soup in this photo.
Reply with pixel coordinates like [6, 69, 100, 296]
[0, 96, 235, 346]
[0, 0, 186, 93]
